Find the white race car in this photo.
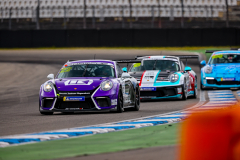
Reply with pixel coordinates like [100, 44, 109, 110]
[118, 55, 198, 100]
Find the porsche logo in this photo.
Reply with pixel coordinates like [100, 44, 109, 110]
[74, 88, 77, 90]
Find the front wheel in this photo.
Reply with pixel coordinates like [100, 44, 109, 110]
[200, 80, 206, 90]
[182, 82, 188, 100]
[193, 78, 197, 99]
[116, 88, 124, 113]
[131, 86, 140, 111]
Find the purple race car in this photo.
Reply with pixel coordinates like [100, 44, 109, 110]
[39, 60, 140, 115]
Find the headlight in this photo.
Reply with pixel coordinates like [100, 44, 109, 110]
[100, 80, 113, 91]
[170, 74, 179, 83]
[204, 66, 212, 74]
[44, 82, 53, 92]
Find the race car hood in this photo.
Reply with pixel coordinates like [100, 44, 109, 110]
[211, 64, 240, 74]
[55, 78, 105, 91]
[130, 71, 173, 81]
[138, 70, 184, 88]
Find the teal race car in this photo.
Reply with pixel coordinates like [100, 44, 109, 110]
[200, 49, 240, 90]
[117, 55, 198, 100]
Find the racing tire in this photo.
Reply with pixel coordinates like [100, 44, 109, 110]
[131, 86, 140, 111]
[116, 88, 124, 113]
[200, 80, 206, 90]
[182, 82, 188, 100]
[193, 77, 197, 99]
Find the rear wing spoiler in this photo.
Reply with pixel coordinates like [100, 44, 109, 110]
[135, 55, 199, 60]
[114, 59, 142, 72]
[114, 59, 142, 63]
[171, 55, 199, 66]
[67, 60, 76, 62]
[170, 55, 199, 59]
[115, 55, 199, 62]
[135, 56, 150, 59]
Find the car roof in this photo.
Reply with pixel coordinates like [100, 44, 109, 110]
[213, 51, 240, 54]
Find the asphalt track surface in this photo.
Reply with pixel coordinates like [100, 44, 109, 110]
[0, 49, 202, 136]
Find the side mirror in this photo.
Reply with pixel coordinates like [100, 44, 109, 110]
[200, 60, 206, 66]
[47, 74, 54, 80]
[184, 66, 192, 71]
[121, 72, 131, 78]
[122, 67, 127, 72]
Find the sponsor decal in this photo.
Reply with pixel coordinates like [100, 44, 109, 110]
[221, 78, 235, 81]
[212, 54, 223, 59]
[140, 87, 156, 91]
[64, 80, 93, 86]
[63, 96, 85, 101]
[59, 92, 90, 95]
[145, 72, 154, 76]
[144, 76, 154, 80]
[60, 67, 72, 73]
[141, 83, 153, 87]
[68, 62, 113, 66]
[141, 71, 159, 84]
[65, 108, 83, 110]
[133, 63, 141, 68]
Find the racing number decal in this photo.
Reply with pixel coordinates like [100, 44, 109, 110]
[64, 80, 94, 85]
[141, 71, 159, 86]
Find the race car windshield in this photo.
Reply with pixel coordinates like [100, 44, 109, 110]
[130, 60, 180, 72]
[209, 54, 240, 64]
[57, 64, 115, 78]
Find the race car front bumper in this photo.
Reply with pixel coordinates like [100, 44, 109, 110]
[140, 85, 183, 100]
[40, 89, 118, 112]
[202, 78, 240, 89]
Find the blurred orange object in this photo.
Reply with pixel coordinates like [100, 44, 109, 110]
[179, 106, 240, 160]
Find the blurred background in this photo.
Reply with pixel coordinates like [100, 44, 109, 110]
[0, 0, 240, 30]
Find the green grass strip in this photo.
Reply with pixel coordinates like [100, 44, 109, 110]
[0, 123, 179, 160]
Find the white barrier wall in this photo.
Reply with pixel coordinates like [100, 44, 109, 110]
[0, 0, 237, 19]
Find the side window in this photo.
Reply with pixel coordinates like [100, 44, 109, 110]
[130, 63, 141, 72]
[116, 64, 122, 78]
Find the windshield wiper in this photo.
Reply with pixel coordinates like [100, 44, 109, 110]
[82, 64, 88, 77]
